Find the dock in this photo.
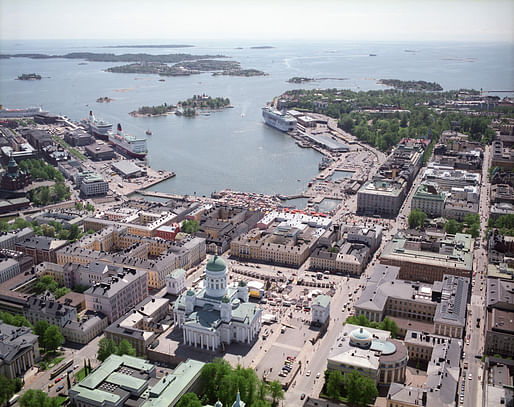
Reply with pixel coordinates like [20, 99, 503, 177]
[137, 190, 187, 201]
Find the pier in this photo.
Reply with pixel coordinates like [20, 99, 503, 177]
[137, 190, 187, 201]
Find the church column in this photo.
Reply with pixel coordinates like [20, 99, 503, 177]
[201, 335, 204, 349]
[183, 329, 186, 344]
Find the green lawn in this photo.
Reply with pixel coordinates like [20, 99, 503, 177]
[74, 367, 87, 382]
[38, 353, 64, 371]
[55, 396, 68, 406]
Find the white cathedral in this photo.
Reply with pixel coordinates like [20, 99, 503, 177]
[173, 255, 262, 351]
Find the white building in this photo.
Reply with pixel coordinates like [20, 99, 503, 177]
[0, 258, 21, 284]
[173, 255, 262, 351]
[79, 172, 109, 197]
[166, 268, 186, 295]
[311, 294, 331, 325]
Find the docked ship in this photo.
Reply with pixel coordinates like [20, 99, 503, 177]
[0, 106, 48, 118]
[262, 107, 297, 132]
[84, 110, 113, 140]
[108, 124, 148, 159]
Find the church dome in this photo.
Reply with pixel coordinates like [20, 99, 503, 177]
[206, 255, 226, 272]
[186, 289, 195, 296]
[349, 327, 372, 348]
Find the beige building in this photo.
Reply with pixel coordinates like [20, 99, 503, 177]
[0, 322, 40, 379]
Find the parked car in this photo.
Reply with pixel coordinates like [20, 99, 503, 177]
[56, 385, 64, 392]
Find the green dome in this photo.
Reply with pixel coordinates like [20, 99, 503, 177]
[221, 295, 230, 303]
[186, 289, 195, 296]
[206, 255, 226, 272]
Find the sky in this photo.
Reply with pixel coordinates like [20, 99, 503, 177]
[0, 0, 513, 42]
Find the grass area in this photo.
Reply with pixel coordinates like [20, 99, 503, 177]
[56, 396, 68, 406]
[74, 367, 87, 382]
[51, 135, 87, 161]
[38, 353, 64, 371]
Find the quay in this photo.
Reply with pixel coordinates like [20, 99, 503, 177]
[137, 190, 187, 201]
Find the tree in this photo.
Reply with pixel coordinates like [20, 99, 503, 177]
[0, 374, 16, 406]
[379, 317, 398, 339]
[85, 203, 95, 212]
[53, 287, 71, 299]
[34, 320, 50, 338]
[325, 370, 344, 401]
[444, 219, 461, 235]
[176, 393, 202, 407]
[74, 202, 84, 210]
[66, 373, 71, 389]
[68, 224, 80, 241]
[35, 276, 58, 295]
[97, 338, 118, 362]
[42, 325, 64, 353]
[267, 381, 284, 407]
[117, 340, 137, 357]
[181, 220, 199, 234]
[408, 209, 427, 229]
[343, 370, 378, 406]
[19, 389, 59, 407]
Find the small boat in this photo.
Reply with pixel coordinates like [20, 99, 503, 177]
[158, 79, 165, 82]
[369, 54, 377, 57]
[145, 130, 152, 135]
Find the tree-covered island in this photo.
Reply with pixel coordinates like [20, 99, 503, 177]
[378, 79, 443, 91]
[17, 73, 42, 80]
[287, 77, 315, 83]
[130, 95, 231, 117]
[212, 68, 267, 77]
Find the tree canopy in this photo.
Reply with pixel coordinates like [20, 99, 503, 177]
[345, 314, 398, 338]
[343, 370, 378, 406]
[0, 374, 22, 406]
[97, 338, 137, 362]
[19, 389, 59, 407]
[408, 209, 427, 229]
[42, 325, 64, 353]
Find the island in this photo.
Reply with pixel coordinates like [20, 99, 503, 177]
[0, 52, 225, 63]
[17, 73, 41, 80]
[177, 95, 232, 117]
[212, 69, 267, 77]
[287, 77, 315, 84]
[378, 79, 443, 91]
[103, 44, 194, 48]
[107, 63, 197, 76]
[129, 96, 232, 118]
[96, 96, 114, 103]
[130, 103, 176, 117]
[249, 46, 275, 49]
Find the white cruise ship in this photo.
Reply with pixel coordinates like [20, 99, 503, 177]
[0, 106, 48, 118]
[262, 107, 297, 132]
[108, 124, 148, 159]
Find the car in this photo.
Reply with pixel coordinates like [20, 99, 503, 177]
[56, 385, 64, 392]
[316, 372, 321, 379]
[54, 377, 62, 383]
[300, 393, 306, 400]
[468, 373, 473, 380]
[67, 369, 73, 374]
[306, 370, 311, 376]
[48, 383, 54, 389]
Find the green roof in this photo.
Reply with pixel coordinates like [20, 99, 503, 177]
[206, 255, 226, 272]
[106, 371, 146, 392]
[170, 268, 186, 279]
[313, 294, 331, 308]
[142, 359, 204, 407]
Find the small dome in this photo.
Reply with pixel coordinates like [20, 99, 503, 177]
[238, 280, 247, 287]
[186, 289, 195, 296]
[206, 255, 226, 272]
[350, 327, 372, 348]
[221, 295, 230, 303]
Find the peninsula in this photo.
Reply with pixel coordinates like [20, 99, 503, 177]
[17, 73, 41, 80]
[379, 79, 443, 91]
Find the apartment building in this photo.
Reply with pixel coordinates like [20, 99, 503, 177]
[379, 231, 473, 283]
[84, 268, 148, 323]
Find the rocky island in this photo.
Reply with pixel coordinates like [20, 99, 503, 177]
[96, 96, 114, 103]
[379, 79, 443, 91]
[17, 73, 42, 80]
[287, 77, 315, 83]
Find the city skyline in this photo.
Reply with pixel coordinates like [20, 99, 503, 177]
[0, 0, 513, 42]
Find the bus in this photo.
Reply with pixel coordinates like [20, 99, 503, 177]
[50, 360, 73, 379]
[8, 394, 20, 406]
